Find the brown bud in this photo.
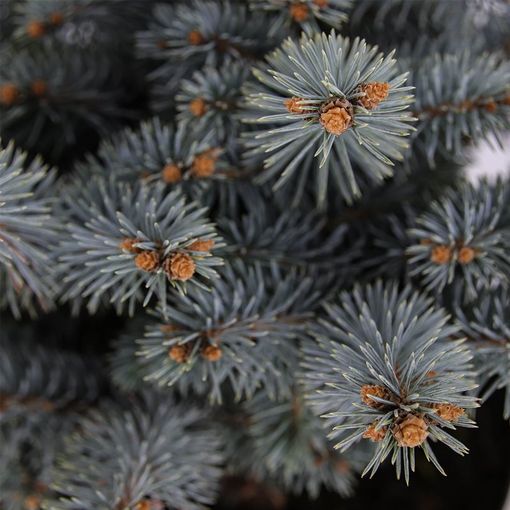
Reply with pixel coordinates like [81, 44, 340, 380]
[202, 344, 223, 361]
[0, 83, 20, 106]
[134, 251, 160, 272]
[188, 30, 205, 45]
[284, 97, 305, 114]
[502, 94, 510, 106]
[31, 80, 47, 97]
[432, 403, 464, 422]
[49, 11, 64, 26]
[119, 237, 143, 254]
[393, 414, 428, 448]
[188, 238, 215, 252]
[358, 82, 390, 110]
[363, 422, 387, 442]
[335, 459, 350, 474]
[320, 100, 353, 135]
[313, 0, 328, 6]
[484, 100, 497, 113]
[157, 39, 168, 49]
[426, 370, 437, 378]
[135, 500, 152, 510]
[430, 245, 452, 264]
[161, 163, 182, 184]
[27, 20, 46, 38]
[165, 253, 196, 281]
[189, 97, 208, 117]
[289, 3, 309, 22]
[168, 344, 190, 364]
[360, 384, 390, 407]
[458, 246, 476, 264]
[24, 495, 41, 510]
[191, 151, 217, 178]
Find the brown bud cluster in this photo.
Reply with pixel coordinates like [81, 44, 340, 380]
[161, 163, 182, 183]
[31, 80, 48, 97]
[284, 97, 305, 114]
[360, 384, 391, 407]
[289, 3, 309, 22]
[189, 97, 208, 117]
[120, 237, 143, 254]
[169, 344, 191, 364]
[320, 99, 353, 136]
[188, 30, 205, 45]
[202, 344, 223, 361]
[458, 246, 476, 264]
[432, 403, 465, 422]
[393, 414, 428, 448]
[50, 11, 64, 26]
[134, 251, 160, 272]
[363, 422, 387, 442]
[358, 82, 390, 110]
[26, 20, 46, 38]
[191, 149, 219, 178]
[164, 253, 196, 281]
[188, 238, 215, 252]
[0, 83, 20, 106]
[430, 244, 452, 265]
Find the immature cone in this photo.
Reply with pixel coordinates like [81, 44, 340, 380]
[165, 253, 196, 281]
[430, 244, 452, 264]
[134, 251, 160, 272]
[188, 30, 205, 45]
[119, 237, 142, 254]
[191, 151, 217, 178]
[358, 82, 390, 110]
[188, 239, 215, 252]
[320, 99, 353, 136]
[26, 20, 46, 38]
[169, 344, 190, 364]
[393, 414, 429, 448]
[360, 384, 390, 407]
[202, 344, 223, 361]
[289, 2, 309, 22]
[189, 97, 208, 117]
[31, 80, 48, 97]
[161, 163, 182, 183]
[432, 403, 464, 422]
[363, 422, 387, 442]
[458, 246, 476, 264]
[0, 83, 20, 106]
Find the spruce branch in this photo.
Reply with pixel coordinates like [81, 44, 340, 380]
[176, 59, 251, 153]
[0, 43, 134, 160]
[248, 0, 352, 32]
[407, 179, 510, 300]
[96, 117, 229, 186]
[301, 281, 478, 483]
[59, 174, 223, 315]
[45, 391, 224, 510]
[118, 261, 328, 403]
[456, 287, 510, 420]
[243, 32, 415, 206]
[408, 50, 510, 164]
[0, 141, 59, 317]
[239, 388, 367, 498]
